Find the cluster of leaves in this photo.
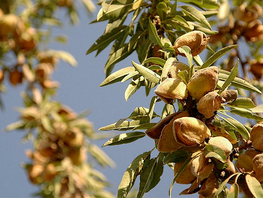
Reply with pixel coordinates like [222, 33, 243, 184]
[0, 0, 115, 197]
[88, 0, 263, 197]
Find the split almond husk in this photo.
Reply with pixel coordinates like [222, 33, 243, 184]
[198, 173, 218, 198]
[174, 31, 208, 56]
[250, 123, 263, 152]
[187, 66, 218, 100]
[236, 148, 261, 172]
[253, 153, 263, 182]
[197, 91, 222, 118]
[173, 117, 211, 146]
[157, 118, 184, 152]
[191, 153, 214, 180]
[174, 160, 196, 184]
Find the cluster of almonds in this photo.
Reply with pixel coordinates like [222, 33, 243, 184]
[210, 2, 263, 44]
[146, 55, 238, 196]
[23, 105, 94, 197]
[0, 8, 60, 90]
[236, 122, 263, 183]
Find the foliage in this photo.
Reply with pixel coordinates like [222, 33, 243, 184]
[89, 0, 263, 197]
[0, 0, 115, 197]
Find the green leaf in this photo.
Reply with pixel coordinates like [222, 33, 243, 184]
[121, 71, 139, 82]
[204, 144, 227, 163]
[146, 154, 164, 192]
[148, 19, 163, 47]
[177, 46, 193, 67]
[218, 59, 238, 94]
[99, 119, 144, 131]
[100, 67, 135, 87]
[227, 183, 239, 198]
[217, 113, 250, 140]
[178, 0, 219, 9]
[86, 25, 129, 55]
[201, 45, 238, 69]
[102, 132, 145, 147]
[104, 30, 144, 72]
[229, 107, 263, 122]
[245, 174, 263, 198]
[132, 61, 160, 84]
[138, 158, 157, 198]
[228, 98, 256, 108]
[164, 149, 191, 164]
[190, 22, 218, 35]
[98, 2, 133, 21]
[215, 173, 241, 197]
[125, 78, 141, 101]
[143, 57, 165, 66]
[50, 50, 77, 67]
[88, 144, 116, 168]
[180, 5, 211, 30]
[218, 72, 261, 94]
[250, 104, 263, 113]
[170, 15, 194, 31]
[4, 121, 26, 132]
[118, 151, 151, 198]
[129, 107, 150, 120]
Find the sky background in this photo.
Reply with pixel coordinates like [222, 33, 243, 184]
[0, 1, 254, 198]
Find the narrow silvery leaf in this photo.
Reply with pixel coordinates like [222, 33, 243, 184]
[180, 5, 211, 30]
[118, 151, 151, 198]
[148, 19, 163, 47]
[132, 61, 160, 84]
[218, 59, 239, 94]
[100, 67, 135, 87]
[102, 132, 145, 147]
[201, 45, 238, 69]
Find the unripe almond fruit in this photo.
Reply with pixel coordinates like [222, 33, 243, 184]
[155, 78, 188, 103]
[63, 127, 84, 147]
[236, 148, 261, 172]
[9, 68, 23, 86]
[187, 66, 218, 100]
[220, 89, 238, 103]
[191, 153, 214, 180]
[0, 69, 4, 83]
[208, 136, 233, 157]
[244, 20, 263, 42]
[174, 31, 208, 56]
[250, 123, 263, 152]
[253, 153, 263, 182]
[173, 117, 211, 146]
[174, 161, 196, 184]
[27, 164, 44, 184]
[197, 91, 222, 118]
[249, 59, 263, 80]
[19, 27, 38, 51]
[43, 163, 57, 181]
[67, 147, 87, 166]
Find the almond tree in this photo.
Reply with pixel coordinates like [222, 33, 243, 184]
[88, 0, 263, 197]
[0, 0, 115, 197]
